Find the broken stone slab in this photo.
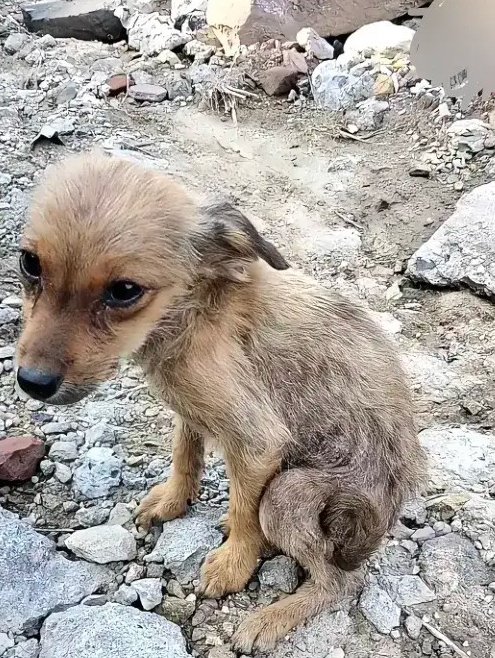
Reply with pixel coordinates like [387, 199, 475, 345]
[0, 436, 45, 482]
[38, 603, 191, 658]
[407, 182, 495, 298]
[344, 20, 415, 57]
[144, 506, 223, 584]
[297, 27, 334, 60]
[0, 507, 111, 635]
[380, 574, 436, 606]
[128, 83, 168, 102]
[21, 0, 125, 43]
[206, 0, 424, 50]
[259, 66, 298, 96]
[312, 63, 374, 111]
[420, 427, 495, 492]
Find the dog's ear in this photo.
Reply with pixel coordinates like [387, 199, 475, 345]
[194, 202, 289, 282]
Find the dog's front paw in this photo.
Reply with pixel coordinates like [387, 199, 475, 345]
[135, 480, 188, 529]
[199, 540, 258, 598]
[232, 607, 293, 654]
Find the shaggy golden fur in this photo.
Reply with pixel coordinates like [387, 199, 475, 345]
[16, 151, 426, 653]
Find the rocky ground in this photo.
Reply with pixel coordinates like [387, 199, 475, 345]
[1, 2, 495, 658]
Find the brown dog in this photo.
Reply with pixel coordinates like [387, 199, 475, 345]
[16, 150, 425, 653]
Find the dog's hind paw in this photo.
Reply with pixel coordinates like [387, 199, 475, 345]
[232, 607, 296, 654]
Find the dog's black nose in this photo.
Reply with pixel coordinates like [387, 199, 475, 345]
[17, 368, 63, 401]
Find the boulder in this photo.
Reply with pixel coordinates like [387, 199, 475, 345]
[206, 0, 424, 50]
[21, 0, 125, 42]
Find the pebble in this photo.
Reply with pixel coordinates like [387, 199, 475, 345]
[75, 506, 111, 528]
[258, 556, 299, 594]
[65, 525, 137, 563]
[72, 447, 122, 499]
[54, 463, 72, 484]
[405, 614, 423, 640]
[49, 441, 78, 462]
[411, 526, 436, 544]
[359, 578, 400, 634]
[159, 596, 196, 625]
[131, 578, 163, 611]
[125, 563, 146, 584]
[113, 584, 138, 606]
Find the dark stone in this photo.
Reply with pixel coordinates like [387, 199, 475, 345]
[259, 66, 299, 96]
[0, 436, 45, 482]
[22, 0, 125, 43]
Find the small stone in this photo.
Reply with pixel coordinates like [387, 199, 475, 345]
[131, 578, 163, 611]
[382, 575, 436, 606]
[0, 307, 19, 325]
[390, 521, 414, 540]
[38, 34, 57, 47]
[411, 526, 435, 544]
[54, 463, 72, 484]
[0, 346, 15, 360]
[65, 525, 137, 564]
[166, 580, 186, 599]
[113, 584, 138, 606]
[4, 33, 30, 54]
[164, 76, 192, 101]
[259, 66, 299, 96]
[401, 498, 427, 526]
[0, 437, 45, 482]
[39, 460, 55, 477]
[125, 563, 146, 584]
[75, 506, 110, 528]
[146, 563, 165, 579]
[159, 597, 196, 625]
[107, 502, 132, 526]
[359, 578, 400, 634]
[42, 422, 72, 435]
[156, 49, 181, 66]
[128, 83, 168, 103]
[258, 556, 299, 594]
[106, 73, 134, 96]
[56, 81, 79, 104]
[49, 441, 78, 462]
[405, 614, 423, 640]
[73, 447, 122, 499]
[145, 508, 222, 584]
[297, 27, 334, 60]
[0, 632, 15, 654]
[184, 39, 214, 62]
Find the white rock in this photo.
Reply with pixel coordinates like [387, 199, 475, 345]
[312, 63, 374, 111]
[131, 578, 163, 610]
[407, 182, 495, 298]
[0, 632, 15, 654]
[54, 463, 72, 484]
[49, 441, 78, 462]
[107, 502, 133, 526]
[297, 27, 334, 60]
[344, 21, 415, 57]
[122, 12, 191, 56]
[113, 584, 138, 606]
[171, 0, 207, 21]
[4, 33, 30, 55]
[65, 525, 137, 564]
[447, 119, 493, 153]
[73, 447, 122, 499]
[359, 577, 400, 634]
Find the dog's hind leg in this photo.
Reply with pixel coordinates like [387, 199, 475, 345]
[232, 468, 383, 654]
[136, 416, 204, 528]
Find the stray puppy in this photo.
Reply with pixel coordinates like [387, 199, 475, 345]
[16, 151, 426, 653]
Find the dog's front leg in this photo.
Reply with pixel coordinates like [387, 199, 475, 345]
[200, 448, 278, 598]
[137, 415, 204, 528]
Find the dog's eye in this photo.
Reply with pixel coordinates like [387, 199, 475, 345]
[19, 250, 42, 282]
[104, 281, 144, 308]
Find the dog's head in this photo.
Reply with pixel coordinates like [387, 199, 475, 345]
[16, 151, 288, 405]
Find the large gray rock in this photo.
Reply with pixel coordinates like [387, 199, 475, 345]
[420, 427, 495, 491]
[38, 603, 190, 658]
[145, 507, 222, 584]
[22, 0, 125, 42]
[65, 525, 137, 564]
[419, 533, 494, 598]
[0, 507, 110, 635]
[312, 63, 374, 111]
[407, 182, 495, 298]
[72, 447, 122, 499]
[206, 0, 424, 46]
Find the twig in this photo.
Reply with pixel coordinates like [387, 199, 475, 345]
[334, 209, 364, 231]
[37, 527, 75, 533]
[422, 620, 471, 658]
[338, 128, 385, 142]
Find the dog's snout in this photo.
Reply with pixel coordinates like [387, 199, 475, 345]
[17, 367, 63, 401]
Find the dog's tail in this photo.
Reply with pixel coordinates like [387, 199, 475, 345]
[232, 469, 389, 653]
